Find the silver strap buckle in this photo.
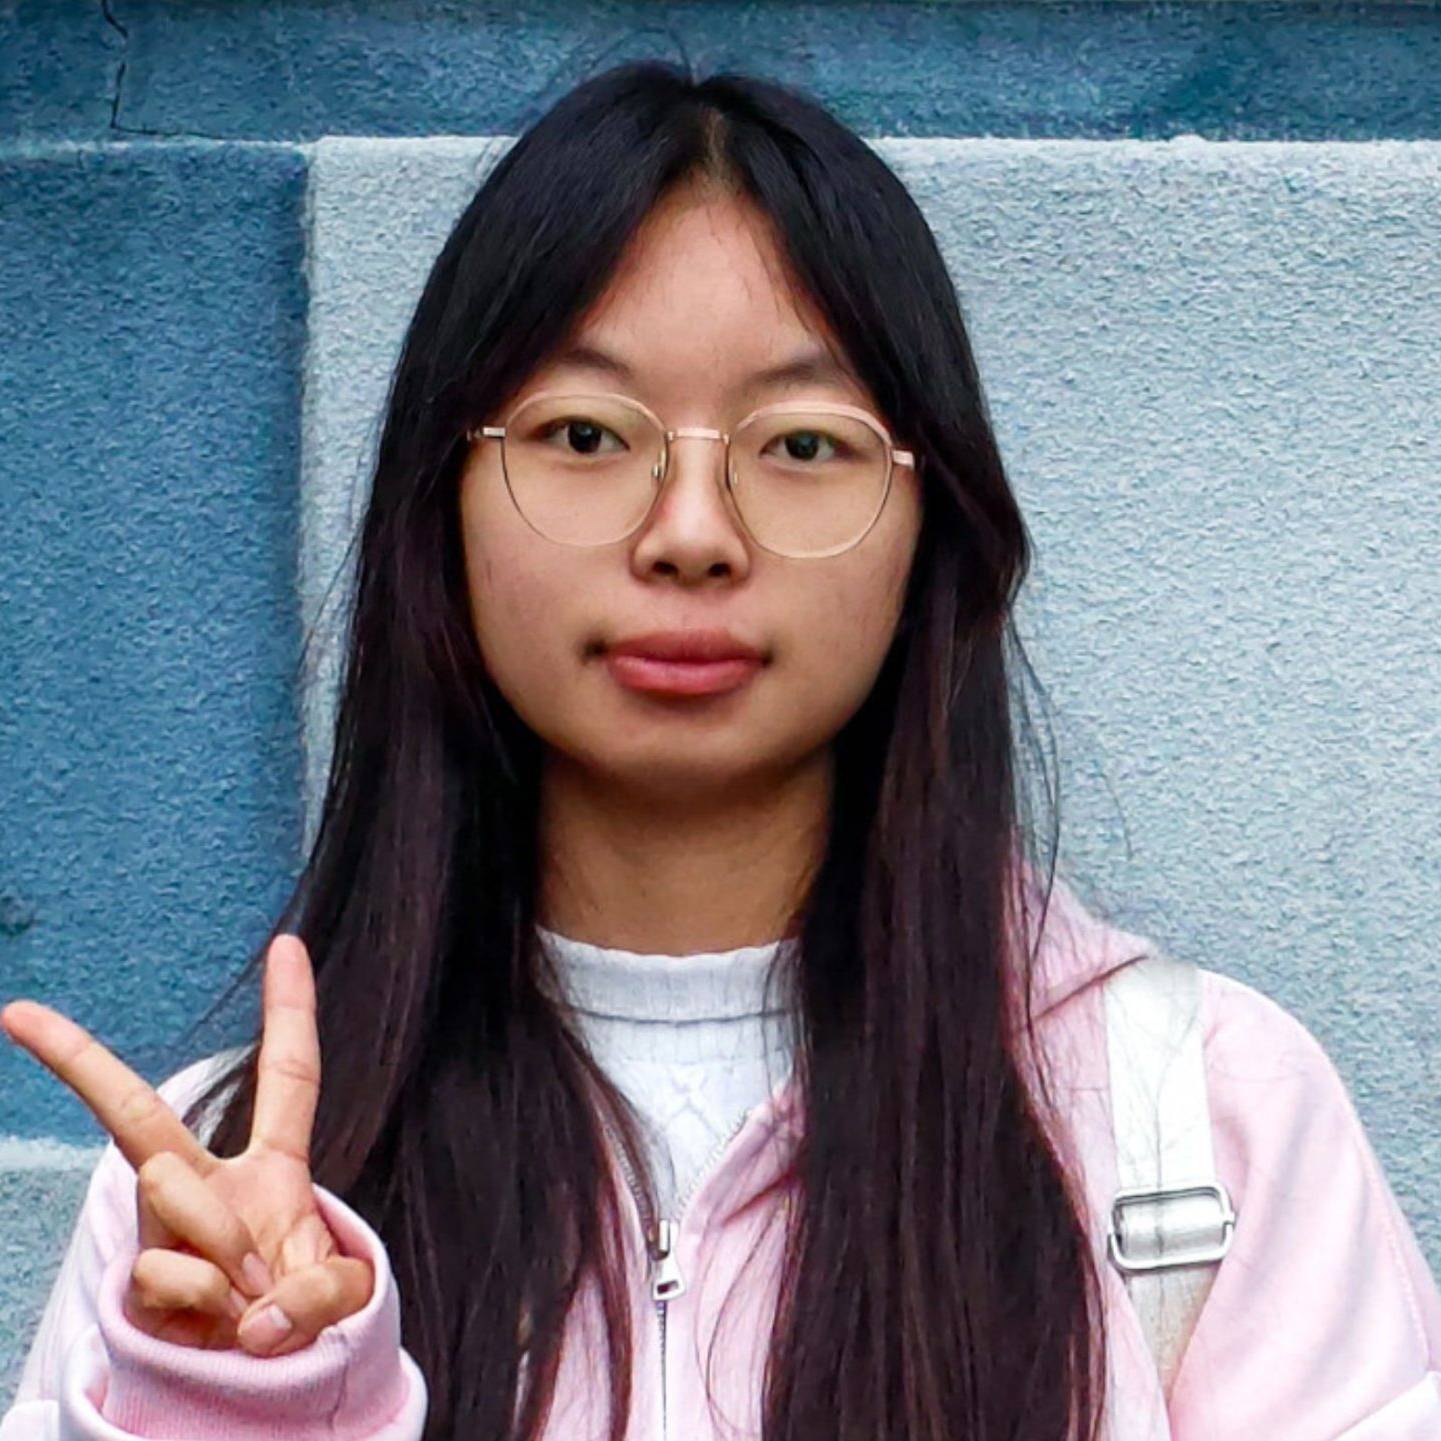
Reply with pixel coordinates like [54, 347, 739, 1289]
[1107, 1181, 1237, 1274]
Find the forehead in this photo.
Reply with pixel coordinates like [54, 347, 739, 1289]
[536, 189, 871, 408]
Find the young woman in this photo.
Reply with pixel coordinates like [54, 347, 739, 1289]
[3, 59, 1439, 1441]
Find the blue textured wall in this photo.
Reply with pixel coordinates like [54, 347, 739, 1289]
[7, 1, 1441, 141]
[4, 0, 1441, 1400]
[0, 142, 308, 1133]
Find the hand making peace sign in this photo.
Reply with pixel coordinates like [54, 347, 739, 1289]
[0, 934, 373, 1356]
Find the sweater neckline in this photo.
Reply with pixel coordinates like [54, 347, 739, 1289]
[533, 923, 797, 1023]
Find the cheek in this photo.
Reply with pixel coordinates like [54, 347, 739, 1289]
[814, 493, 918, 698]
[826, 511, 919, 673]
[781, 553, 911, 731]
[458, 468, 570, 697]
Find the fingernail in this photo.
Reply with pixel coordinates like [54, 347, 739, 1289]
[225, 1287, 248, 1322]
[241, 1252, 274, 1295]
[238, 1302, 292, 1351]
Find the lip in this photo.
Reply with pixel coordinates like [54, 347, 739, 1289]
[608, 629, 766, 663]
[602, 629, 766, 697]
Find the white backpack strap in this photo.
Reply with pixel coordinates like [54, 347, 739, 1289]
[1103, 949, 1237, 1398]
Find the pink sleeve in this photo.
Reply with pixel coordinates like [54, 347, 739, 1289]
[1166, 971, 1441, 1438]
[0, 1055, 427, 1441]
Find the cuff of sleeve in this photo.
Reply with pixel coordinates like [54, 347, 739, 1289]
[93, 1183, 411, 1440]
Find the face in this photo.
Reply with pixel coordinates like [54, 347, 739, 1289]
[457, 184, 923, 805]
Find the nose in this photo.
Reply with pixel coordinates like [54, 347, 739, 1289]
[654, 428, 740, 523]
[628, 428, 751, 576]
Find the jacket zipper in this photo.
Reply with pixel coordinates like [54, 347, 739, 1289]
[600, 1107, 753, 1440]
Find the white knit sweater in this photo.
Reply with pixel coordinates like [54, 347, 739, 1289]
[534, 924, 799, 1221]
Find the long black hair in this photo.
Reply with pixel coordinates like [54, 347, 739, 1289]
[180, 59, 1106, 1441]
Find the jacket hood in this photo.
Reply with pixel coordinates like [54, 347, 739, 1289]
[1017, 865, 1160, 1021]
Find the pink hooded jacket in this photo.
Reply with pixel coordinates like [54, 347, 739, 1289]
[4, 875, 1440, 1440]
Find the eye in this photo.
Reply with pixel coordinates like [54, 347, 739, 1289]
[762, 428, 843, 465]
[538, 417, 628, 456]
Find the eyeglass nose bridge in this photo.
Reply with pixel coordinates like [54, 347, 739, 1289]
[649, 425, 741, 495]
[668, 426, 728, 442]
[660, 425, 731, 465]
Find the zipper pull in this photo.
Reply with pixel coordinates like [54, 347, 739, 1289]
[650, 1218, 687, 1301]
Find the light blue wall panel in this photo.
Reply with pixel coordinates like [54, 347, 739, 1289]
[300, 136, 1441, 1275]
[0, 1151, 95, 1405]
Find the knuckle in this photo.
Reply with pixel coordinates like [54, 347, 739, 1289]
[129, 1248, 167, 1302]
[201, 1266, 231, 1309]
[115, 1087, 167, 1132]
[334, 1258, 371, 1315]
[288, 1261, 350, 1322]
[345, 1256, 374, 1290]
[262, 1054, 320, 1089]
[131, 1247, 230, 1315]
[135, 1151, 179, 1196]
[221, 1220, 255, 1266]
[250, 1134, 309, 1166]
[312, 1263, 345, 1311]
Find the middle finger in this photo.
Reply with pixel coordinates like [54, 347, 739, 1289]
[248, 935, 321, 1165]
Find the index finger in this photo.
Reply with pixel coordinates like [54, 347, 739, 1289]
[0, 1000, 215, 1177]
[247, 933, 320, 1165]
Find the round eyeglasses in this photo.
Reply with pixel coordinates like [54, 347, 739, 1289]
[464, 390, 917, 559]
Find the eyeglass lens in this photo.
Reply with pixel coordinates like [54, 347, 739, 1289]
[498, 393, 891, 557]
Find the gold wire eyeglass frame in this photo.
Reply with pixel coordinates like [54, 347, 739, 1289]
[464, 388, 918, 560]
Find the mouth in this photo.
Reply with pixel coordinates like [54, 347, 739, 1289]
[602, 653, 762, 697]
[597, 633, 767, 698]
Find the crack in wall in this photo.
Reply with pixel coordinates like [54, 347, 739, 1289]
[99, 0, 127, 131]
[98, 0, 234, 142]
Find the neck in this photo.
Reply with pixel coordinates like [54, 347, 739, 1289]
[535, 745, 832, 954]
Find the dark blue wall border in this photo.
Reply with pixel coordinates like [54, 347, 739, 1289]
[0, 142, 308, 1140]
[4, 2, 1441, 144]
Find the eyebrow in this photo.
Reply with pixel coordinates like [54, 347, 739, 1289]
[547, 341, 859, 394]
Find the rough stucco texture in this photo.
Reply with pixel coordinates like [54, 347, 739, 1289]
[0, 1160, 94, 1402]
[7, 1, 1441, 142]
[2, 88, 1440, 1410]
[0, 142, 309, 1136]
[299, 133, 1441, 1280]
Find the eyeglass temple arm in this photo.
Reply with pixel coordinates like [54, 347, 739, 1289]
[470, 425, 915, 470]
